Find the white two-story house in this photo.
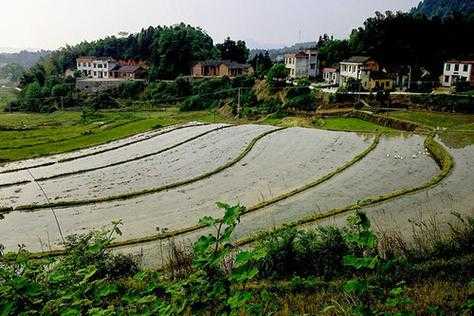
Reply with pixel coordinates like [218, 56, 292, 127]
[76, 57, 118, 79]
[339, 56, 379, 88]
[285, 50, 319, 79]
[442, 60, 474, 87]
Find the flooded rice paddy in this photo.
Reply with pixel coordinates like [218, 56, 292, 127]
[0, 123, 472, 263]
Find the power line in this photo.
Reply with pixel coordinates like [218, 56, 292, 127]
[26, 169, 65, 244]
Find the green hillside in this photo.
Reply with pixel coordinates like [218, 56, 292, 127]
[412, 0, 474, 17]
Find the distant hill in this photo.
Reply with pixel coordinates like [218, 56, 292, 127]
[411, 0, 474, 17]
[250, 41, 317, 61]
[0, 50, 50, 69]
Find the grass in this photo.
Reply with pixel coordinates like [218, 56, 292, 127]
[386, 110, 474, 131]
[0, 108, 234, 162]
[313, 117, 396, 133]
[459, 89, 474, 96]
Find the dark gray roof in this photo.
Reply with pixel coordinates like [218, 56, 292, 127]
[117, 65, 143, 73]
[342, 56, 373, 64]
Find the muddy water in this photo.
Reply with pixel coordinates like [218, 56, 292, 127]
[229, 134, 440, 240]
[0, 125, 271, 207]
[0, 124, 229, 206]
[0, 122, 202, 174]
[0, 127, 370, 251]
[1, 128, 471, 262]
[0, 123, 222, 187]
[345, 136, 474, 236]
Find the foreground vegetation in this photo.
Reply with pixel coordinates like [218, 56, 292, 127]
[1, 204, 473, 315]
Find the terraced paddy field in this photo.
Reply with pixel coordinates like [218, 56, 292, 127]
[0, 118, 472, 267]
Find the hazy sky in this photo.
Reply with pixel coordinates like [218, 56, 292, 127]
[1, 0, 420, 50]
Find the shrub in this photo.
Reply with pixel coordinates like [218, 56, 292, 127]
[266, 64, 288, 88]
[175, 76, 193, 97]
[285, 94, 316, 111]
[232, 75, 256, 88]
[256, 225, 349, 278]
[117, 81, 145, 99]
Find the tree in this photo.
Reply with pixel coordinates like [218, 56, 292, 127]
[0, 63, 25, 82]
[250, 51, 273, 77]
[318, 39, 352, 67]
[266, 64, 288, 88]
[21, 82, 43, 112]
[216, 37, 249, 63]
[348, 11, 474, 76]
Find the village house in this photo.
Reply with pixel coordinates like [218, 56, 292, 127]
[321, 67, 340, 86]
[76, 57, 118, 79]
[191, 60, 254, 78]
[360, 71, 394, 91]
[442, 60, 474, 87]
[285, 50, 319, 79]
[75, 56, 147, 93]
[76, 57, 147, 80]
[339, 56, 379, 88]
[110, 65, 147, 79]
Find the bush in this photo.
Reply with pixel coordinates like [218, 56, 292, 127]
[455, 81, 473, 93]
[266, 64, 288, 88]
[410, 94, 474, 113]
[175, 76, 192, 97]
[117, 81, 145, 99]
[86, 92, 120, 110]
[180, 95, 211, 111]
[256, 226, 349, 278]
[285, 96, 316, 112]
[232, 75, 256, 88]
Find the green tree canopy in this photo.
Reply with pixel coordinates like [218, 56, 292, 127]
[216, 37, 250, 63]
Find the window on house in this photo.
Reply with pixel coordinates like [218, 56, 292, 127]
[446, 64, 450, 71]
[444, 76, 449, 83]
[463, 64, 469, 72]
[454, 64, 459, 71]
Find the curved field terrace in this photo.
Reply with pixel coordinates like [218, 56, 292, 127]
[0, 122, 471, 263]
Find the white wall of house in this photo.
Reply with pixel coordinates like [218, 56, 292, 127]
[285, 50, 319, 79]
[323, 71, 340, 85]
[339, 62, 364, 87]
[77, 59, 117, 79]
[442, 62, 473, 87]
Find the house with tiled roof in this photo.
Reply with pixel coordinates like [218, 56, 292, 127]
[191, 60, 254, 78]
[339, 56, 380, 88]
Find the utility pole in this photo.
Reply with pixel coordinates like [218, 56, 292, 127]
[237, 87, 241, 117]
[408, 65, 412, 91]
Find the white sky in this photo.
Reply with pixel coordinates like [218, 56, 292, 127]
[0, 0, 420, 50]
